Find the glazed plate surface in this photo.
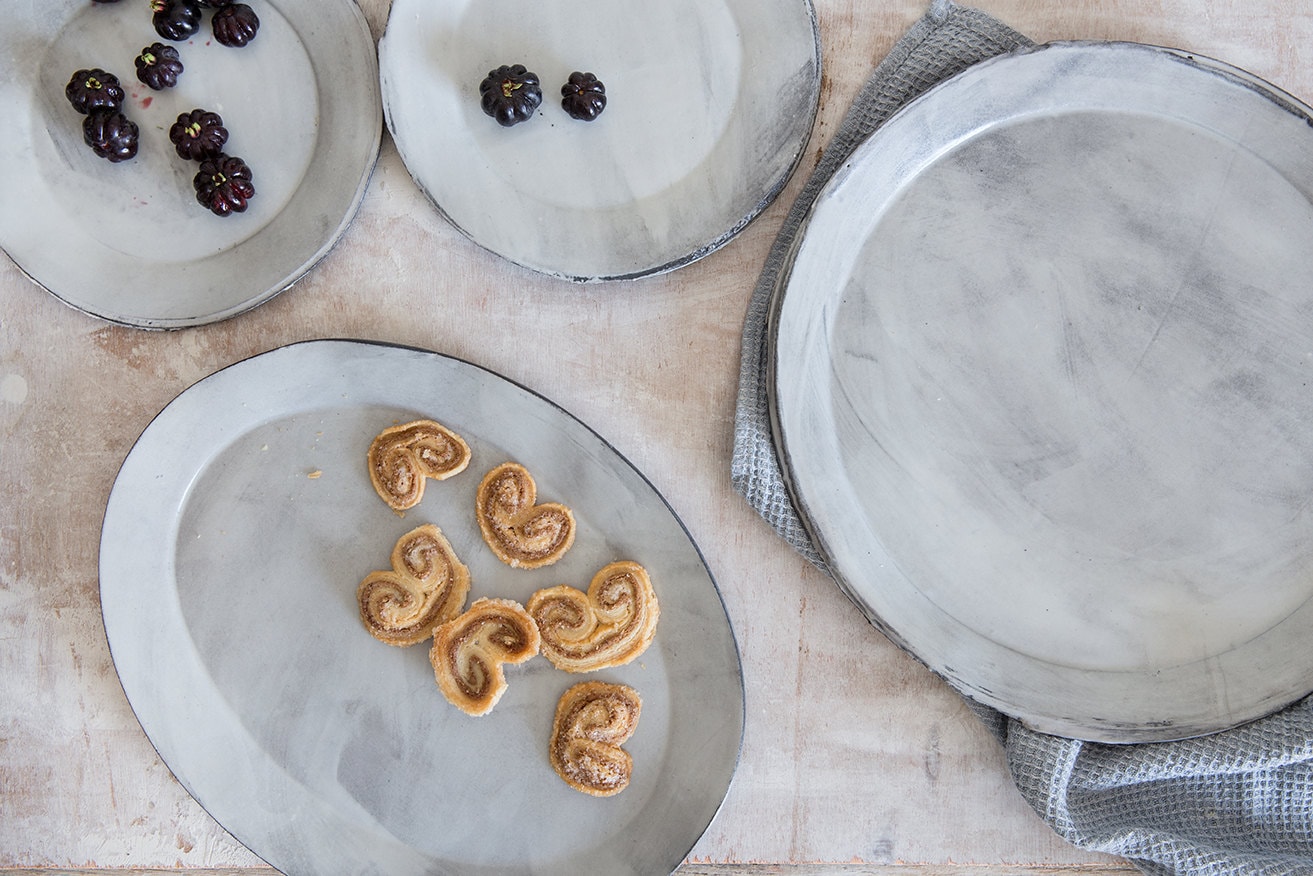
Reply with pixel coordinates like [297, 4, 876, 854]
[379, 0, 820, 281]
[771, 42, 1313, 742]
[100, 340, 744, 874]
[0, 0, 380, 328]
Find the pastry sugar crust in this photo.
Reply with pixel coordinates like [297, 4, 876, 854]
[430, 597, 541, 716]
[549, 681, 642, 797]
[528, 561, 659, 672]
[475, 462, 575, 569]
[357, 524, 471, 647]
[368, 419, 471, 511]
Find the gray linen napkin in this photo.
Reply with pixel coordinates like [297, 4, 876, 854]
[730, 2, 1313, 873]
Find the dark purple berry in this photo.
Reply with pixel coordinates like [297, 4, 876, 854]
[211, 3, 259, 47]
[83, 110, 139, 162]
[169, 109, 228, 161]
[134, 43, 184, 90]
[152, 0, 202, 41]
[561, 71, 606, 121]
[193, 154, 255, 216]
[479, 64, 542, 127]
[196, 0, 233, 5]
[65, 68, 125, 115]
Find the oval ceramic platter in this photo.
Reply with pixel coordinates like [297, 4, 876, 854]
[378, 0, 820, 281]
[0, 0, 380, 329]
[100, 340, 744, 875]
[771, 42, 1313, 743]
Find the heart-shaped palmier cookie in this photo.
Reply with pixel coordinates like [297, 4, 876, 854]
[430, 597, 541, 716]
[549, 681, 642, 797]
[475, 462, 576, 569]
[368, 419, 472, 511]
[357, 524, 471, 647]
[528, 561, 659, 672]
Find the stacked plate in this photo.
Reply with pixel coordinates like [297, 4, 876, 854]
[767, 42, 1313, 743]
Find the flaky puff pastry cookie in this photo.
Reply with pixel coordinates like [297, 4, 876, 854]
[550, 681, 642, 797]
[430, 597, 541, 716]
[358, 524, 471, 646]
[528, 561, 659, 672]
[476, 462, 575, 569]
[368, 419, 471, 511]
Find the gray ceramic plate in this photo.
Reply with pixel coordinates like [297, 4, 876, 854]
[100, 340, 743, 874]
[0, 0, 380, 329]
[771, 42, 1313, 742]
[378, 0, 820, 281]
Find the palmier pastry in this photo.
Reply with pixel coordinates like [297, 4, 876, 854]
[549, 681, 642, 797]
[528, 561, 659, 672]
[475, 462, 575, 568]
[430, 598, 541, 716]
[357, 524, 471, 646]
[368, 419, 471, 511]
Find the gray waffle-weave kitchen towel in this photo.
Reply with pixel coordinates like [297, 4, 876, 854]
[730, 2, 1313, 873]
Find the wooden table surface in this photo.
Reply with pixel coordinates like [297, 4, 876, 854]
[3, 0, 1308, 872]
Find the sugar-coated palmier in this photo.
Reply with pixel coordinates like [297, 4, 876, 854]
[430, 598, 540, 716]
[368, 419, 471, 511]
[528, 561, 659, 672]
[549, 681, 642, 797]
[475, 462, 575, 568]
[357, 524, 470, 646]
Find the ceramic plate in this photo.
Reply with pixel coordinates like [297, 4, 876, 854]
[100, 340, 743, 874]
[378, 0, 820, 281]
[771, 42, 1313, 742]
[0, 0, 380, 329]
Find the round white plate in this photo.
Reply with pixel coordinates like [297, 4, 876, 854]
[100, 340, 744, 874]
[0, 0, 381, 329]
[378, 0, 820, 281]
[771, 42, 1313, 742]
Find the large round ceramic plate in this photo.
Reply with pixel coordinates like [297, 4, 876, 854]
[771, 42, 1313, 743]
[378, 0, 820, 281]
[100, 340, 743, 874]
[0, 0, 380, 329]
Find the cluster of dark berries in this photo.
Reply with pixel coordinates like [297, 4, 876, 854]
[65, 68, 138, 162]
[131, 0, 260, 92]
[67, 0, 264, 217]
[67, 0, 262, 160]
[169, 109, 256, 216]
[87, 0, 260, 94]
[479, 65, 607, 128]
[149, 0, 261, 47]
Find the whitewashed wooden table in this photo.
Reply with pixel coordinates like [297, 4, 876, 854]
[3, 0, 1308, 872]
